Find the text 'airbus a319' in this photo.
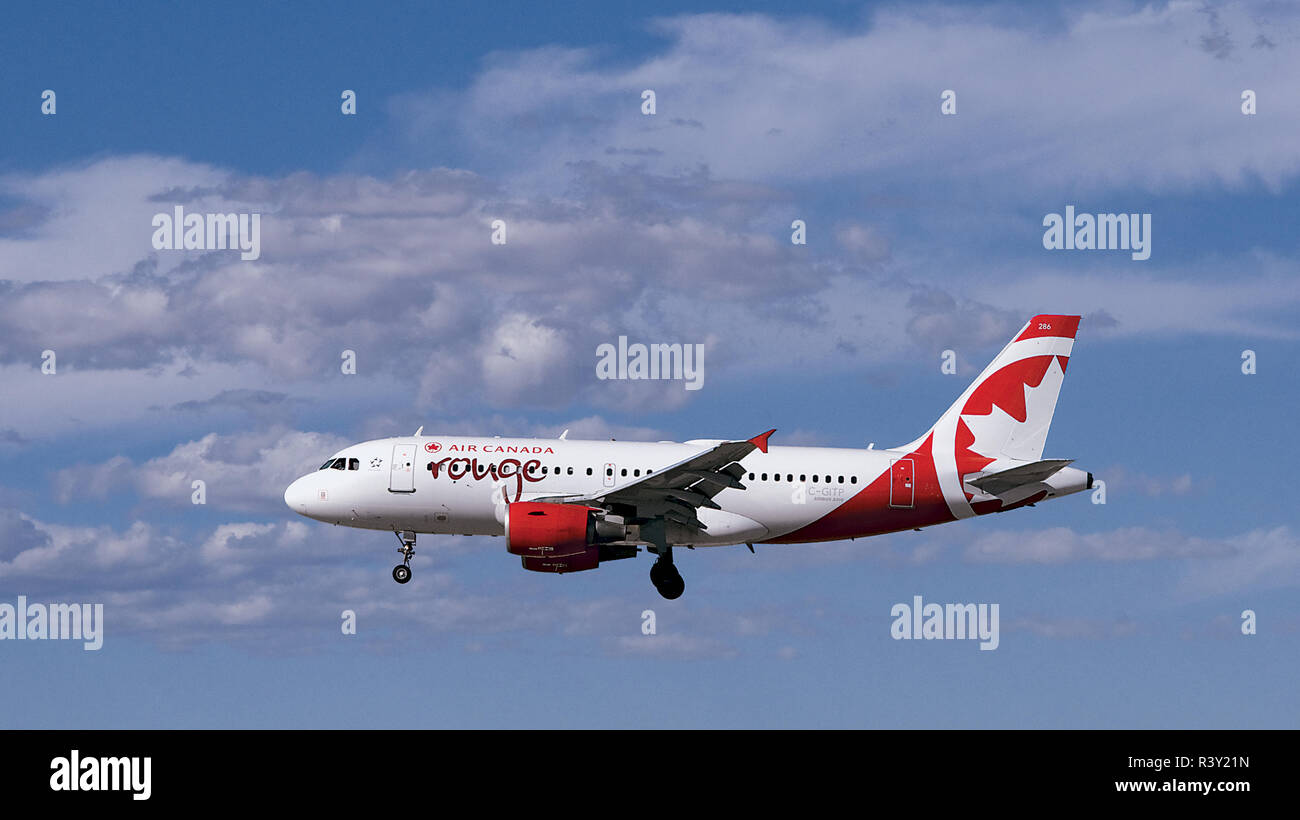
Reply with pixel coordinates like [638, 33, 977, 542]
[285, 315, 1092, 599]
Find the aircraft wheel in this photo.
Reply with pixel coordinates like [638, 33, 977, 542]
[656, 573, 685, 600]
[393, 565, 412, 584]
[652, 562, 684, 599]
[649, 561, 668, 587]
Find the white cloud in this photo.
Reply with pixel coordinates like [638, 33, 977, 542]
[1177, 525, 1300, 598]
[1098, 465, 1206, 497]
[963, 524, 1300, 598]
[428, 3, 1300, 192]
[479, 313, 574, 404]
[963, 525, 1228, 564]
[1006, 615, 1139, 640]
[612, 632, 738, 659]
[55, 428, 352, 513]
[0, 156, 227, 283]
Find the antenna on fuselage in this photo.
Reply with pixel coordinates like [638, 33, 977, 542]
[559, 429, 569, 440]
[414, 426, 424, 437]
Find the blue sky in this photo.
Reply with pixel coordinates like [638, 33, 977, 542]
[0, 0, 1296, 728]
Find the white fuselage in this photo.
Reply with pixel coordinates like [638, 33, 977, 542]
[283, 434, 1089, 547]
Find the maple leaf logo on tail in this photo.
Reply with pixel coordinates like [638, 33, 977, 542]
[897, 315, 1081, 517]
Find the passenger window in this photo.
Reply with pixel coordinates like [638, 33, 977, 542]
[567, 467, 573, 475]
[606, 467, 613, 477]
[748, 473, 754, 480]
[851, 476, 857, 484]
[634, 469, 641, 477]
[621, 468, 628, 476]
[787, 474, 793, 482]
[761, 473, 768, 481]
[773, 473, 781, 482]
[838, 475, 844, 484]
[800, 474, 806, 482]
[587, 468, 593, 476]
[812, 475, 818, 483]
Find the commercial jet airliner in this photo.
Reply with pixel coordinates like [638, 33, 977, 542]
[284, 315, 1092, 599]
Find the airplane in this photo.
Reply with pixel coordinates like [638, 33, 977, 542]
[284, 314, 1092, 599]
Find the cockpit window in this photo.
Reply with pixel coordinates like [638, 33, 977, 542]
[319, 459, 334, 471]
[348, 458, 359, 471]
[330, 458, 347, 470]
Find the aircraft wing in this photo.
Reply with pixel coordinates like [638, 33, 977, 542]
[530, 428, 775, 531]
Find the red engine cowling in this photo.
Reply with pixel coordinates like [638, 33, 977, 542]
[505, 501, 596, 560]
[519, 551, 599, 574]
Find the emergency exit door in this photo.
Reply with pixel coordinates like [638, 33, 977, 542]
[389, 444, 416, 492]
[889, 458, 915, 508]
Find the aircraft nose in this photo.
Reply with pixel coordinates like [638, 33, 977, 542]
[284, 476, 313, 515]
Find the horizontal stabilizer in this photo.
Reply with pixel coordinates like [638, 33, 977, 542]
[967, 459, 1074, 496]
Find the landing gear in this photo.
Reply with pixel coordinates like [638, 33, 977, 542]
[392, 530, 416, 584]
[643, 520, 685, 599]
[648, 541, 685, 600]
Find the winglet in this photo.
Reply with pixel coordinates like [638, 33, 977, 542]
[747, 428, 776, 453]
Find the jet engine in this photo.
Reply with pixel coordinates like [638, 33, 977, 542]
[504, 502, 632, 573]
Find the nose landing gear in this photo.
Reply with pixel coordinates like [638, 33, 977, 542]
[392, 530, 416, 584]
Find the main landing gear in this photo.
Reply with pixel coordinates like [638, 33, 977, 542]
[643, 520, 685, 600]
[649, 547, 685, 600]
[392, 530, 416, 584]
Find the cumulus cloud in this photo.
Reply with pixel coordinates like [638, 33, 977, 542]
[1177, 526, 1300, 598]
[904, 289, 1021, 356]
[478, 313, 575, 404]
[0, 505, 806, 655]
[54, 428, 352, 513]
[169, 389, 304, 418]
[835, 223, 891, 264]
[409, 3, 1300, 192]
[1, 21, 1297, 432]
[0, 156, 852, 418]
[0, 155, 227, 283]
[1, 3, 1297, 660]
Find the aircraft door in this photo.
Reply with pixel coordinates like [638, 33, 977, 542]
[889, 458, 915, 508]
[390, 444, 416, 493]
